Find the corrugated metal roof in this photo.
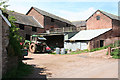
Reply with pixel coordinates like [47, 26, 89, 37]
[69, 28, 112, 41]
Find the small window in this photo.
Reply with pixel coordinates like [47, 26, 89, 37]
[19, 24, 24, 30]
[51, 18, 54, 22]
[32, 27, 37, 32]
[96, 16, 100, 20]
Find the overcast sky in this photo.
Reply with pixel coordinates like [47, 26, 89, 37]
[4, 0, 119, 21]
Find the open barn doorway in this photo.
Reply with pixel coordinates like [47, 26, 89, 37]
[100, 40, 104, 47]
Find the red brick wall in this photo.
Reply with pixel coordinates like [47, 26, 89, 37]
[16, 23, 44, 40]
[112, 20, 120, 37]
[44, 16, 67, 31]
[27, 8, 44, 27]
[87, 11, 112, 30]
[89, 30, 120, 50]
[27, 8, 74, 33]
[89, 30, 112, 50]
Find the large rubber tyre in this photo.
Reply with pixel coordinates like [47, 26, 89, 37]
[29, 43, 37, 53]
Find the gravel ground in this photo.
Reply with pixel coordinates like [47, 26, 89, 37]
[23, 49, 119, 78]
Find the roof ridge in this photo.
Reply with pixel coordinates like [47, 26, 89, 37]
[32, 7, 73, 25]
[100, 10, 118, 17]
[72, 20, 86, 22]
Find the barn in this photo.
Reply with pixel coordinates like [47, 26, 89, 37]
[65, 28, 112, 51]
[65, 10, 120, 51]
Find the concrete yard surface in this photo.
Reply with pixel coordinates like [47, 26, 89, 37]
[23, 51, 119, 78]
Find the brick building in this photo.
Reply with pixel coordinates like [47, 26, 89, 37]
[6, 7, 76, 48]
[9, 11, 44, 40]
[72, 20, 86, 31]
[26, 7, 76, 33]
[65, 10, 120, 51]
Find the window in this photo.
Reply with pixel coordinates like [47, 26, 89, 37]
[19, 24, 24, 30]
[51, 18, 54, 22]
[96, 16, 100, 20]
[32, 27, 37, 32]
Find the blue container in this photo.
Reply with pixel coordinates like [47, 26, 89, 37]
[56, 48, 60, 54]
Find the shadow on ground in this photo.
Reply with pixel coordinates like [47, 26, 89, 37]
[22, 58, 34, 60]
[32, 52, 49, 54]
[23, 64, 48, 80]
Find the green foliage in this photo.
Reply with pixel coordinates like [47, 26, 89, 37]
[49, 52, 56, 54]
[106, 51, 108, 55]
[111, 49, 120, 59]
[0, 0, 9, 6]
[90, 43, 114, 52]
[8, 15, 23, 57]
[2, 62, 33, 79]
[111, 49, 120, 58]
[0, 0, 9, 13]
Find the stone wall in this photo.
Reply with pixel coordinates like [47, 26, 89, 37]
[1, 16, 9, 75]
[0, 14, 2, 79]
[0, 15, 18, 78]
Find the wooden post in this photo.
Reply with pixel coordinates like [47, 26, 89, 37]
[108, 47, 111, 56]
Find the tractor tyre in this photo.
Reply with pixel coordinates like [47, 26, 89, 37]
[29, 43, 37, 53]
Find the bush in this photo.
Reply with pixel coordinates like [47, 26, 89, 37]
[106, 51, 108, 55]
[111, 49, 120, 59]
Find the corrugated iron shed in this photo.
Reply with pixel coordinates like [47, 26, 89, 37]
[69, 28, 112, 41]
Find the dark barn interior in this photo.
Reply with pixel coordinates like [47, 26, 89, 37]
[44, 35, 64, 50]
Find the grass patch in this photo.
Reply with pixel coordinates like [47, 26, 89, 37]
[69, 49, 89, 55]
[90, 44, 114, 52]
[106, 51, 109, 55]
[2, 62, 33, 79]
[48, 52, 56, 54]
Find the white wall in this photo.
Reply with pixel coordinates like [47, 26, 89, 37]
[64, 41, 88, 51]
